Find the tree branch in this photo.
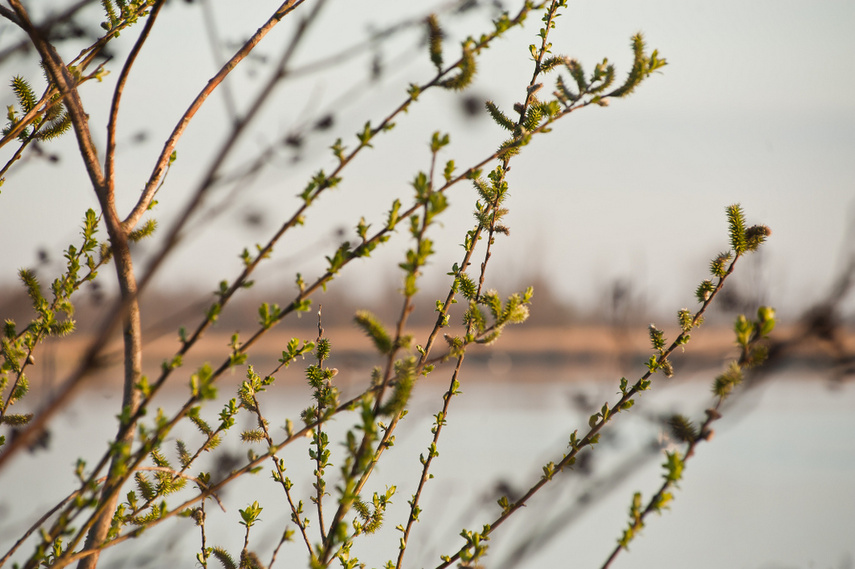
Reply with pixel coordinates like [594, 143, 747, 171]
[8, 0, 105, 195]
[122, 0, 308, 231]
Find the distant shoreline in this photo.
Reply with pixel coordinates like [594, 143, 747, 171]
[25, 324, 850, 389]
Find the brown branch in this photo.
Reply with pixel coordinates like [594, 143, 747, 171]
[0, 0, 311, 471]
[7, 0, 105, 194]
[121, 0, 308, 231]
[105, 0, 167, 186]
[48, 386, 376, 569]
[0, 0, 99, 63]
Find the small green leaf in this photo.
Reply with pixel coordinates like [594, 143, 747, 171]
[239, 501, 263, 527]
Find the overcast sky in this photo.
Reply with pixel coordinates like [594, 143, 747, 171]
[1, 0, 853, 321]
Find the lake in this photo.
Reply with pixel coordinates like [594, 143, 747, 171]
[1, 364, 853, 569]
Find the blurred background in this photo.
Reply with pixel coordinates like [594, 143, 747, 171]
[1, 1, 854, 568]
[1, 0, 853, 319]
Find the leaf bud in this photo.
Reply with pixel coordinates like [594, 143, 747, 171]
[744, 224, 771, 251]
[526, 83, 543, 102]
[660, 358, 674, 378]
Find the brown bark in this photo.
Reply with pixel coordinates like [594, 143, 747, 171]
[6, 3, 143, 567]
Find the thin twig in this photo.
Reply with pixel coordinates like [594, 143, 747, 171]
[434, 255, 743, 569]
[105, 0, 167, 187]
[122, 0, 309, 231]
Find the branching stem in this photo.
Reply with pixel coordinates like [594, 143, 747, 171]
[434, 254, 742, 569]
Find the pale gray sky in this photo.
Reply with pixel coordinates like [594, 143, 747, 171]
[1, 0, 854, 320]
